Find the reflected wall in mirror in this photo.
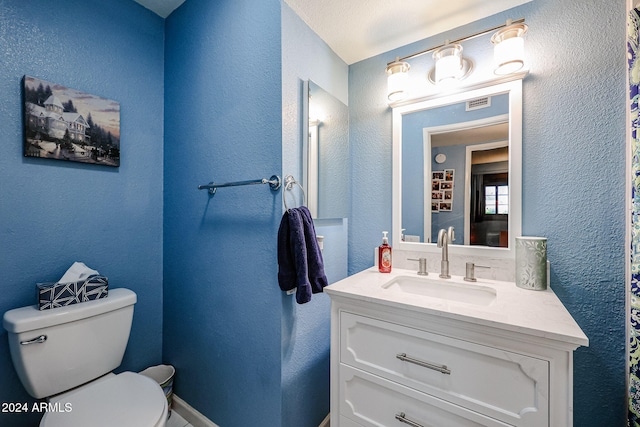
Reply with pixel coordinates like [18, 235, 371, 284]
[392, 79, 522, 258]
[404, 96, 508, 245]
[304, 81, 349, 219]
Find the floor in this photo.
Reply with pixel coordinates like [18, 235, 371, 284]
[166, 411, 194, 427]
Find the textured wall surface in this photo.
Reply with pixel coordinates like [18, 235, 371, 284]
[349, 0, 626, 424]
[522, 2, 625, 422]
[0, 1, 164, 425]
[281, 2, 348, 182]
[281, 4, 348, 426]
[163, 0, 284, 425]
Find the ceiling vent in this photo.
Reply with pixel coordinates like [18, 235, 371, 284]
[466, 96, 491, 111]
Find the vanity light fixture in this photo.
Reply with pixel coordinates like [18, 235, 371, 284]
[491, 20, 528, 75]
[430, 42, 473, 85]
[385, 18, 527, 100]
[385, 59, 411, 102]
[433, 43, 463, 83]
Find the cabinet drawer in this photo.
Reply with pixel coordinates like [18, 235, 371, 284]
[338, 415, 365, 427]
[340, 364, 511, 427]
[340, 312, 548, 427]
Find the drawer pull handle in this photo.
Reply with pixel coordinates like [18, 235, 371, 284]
[396, 353, 451, 375]
[395, 412, 426, 427]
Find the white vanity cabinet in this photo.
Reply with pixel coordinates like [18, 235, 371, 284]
[325, 268, 588, 427]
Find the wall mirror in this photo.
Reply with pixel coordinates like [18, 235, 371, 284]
[303, 80, 349, 219]
[392, 79, 522, 258]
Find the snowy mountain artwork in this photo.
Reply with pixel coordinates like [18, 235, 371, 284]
[23, 76, 120, 167]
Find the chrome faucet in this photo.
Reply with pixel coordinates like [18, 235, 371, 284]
[437, 227, 455, 279]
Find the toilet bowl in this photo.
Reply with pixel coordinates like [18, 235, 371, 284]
[41, 372, 167, 427]
[3, 288, 167, 427]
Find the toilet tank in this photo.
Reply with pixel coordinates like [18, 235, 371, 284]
[2, 288, 136, 399]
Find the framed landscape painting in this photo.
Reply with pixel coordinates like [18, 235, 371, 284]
[23, 76, 120, 167]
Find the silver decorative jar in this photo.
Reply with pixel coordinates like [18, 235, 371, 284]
[515, 236, 547, 291]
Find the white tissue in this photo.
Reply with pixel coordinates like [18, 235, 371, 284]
[58, 262, 100, 284]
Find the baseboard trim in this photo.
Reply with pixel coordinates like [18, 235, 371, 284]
[173, 394, 329, 427]
[172, 394, 219, 427]
[319, 413, 330, 427]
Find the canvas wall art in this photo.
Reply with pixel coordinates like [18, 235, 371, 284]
[23, 76, 120, 167]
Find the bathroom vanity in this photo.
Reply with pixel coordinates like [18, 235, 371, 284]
[324, 268, 588, 427]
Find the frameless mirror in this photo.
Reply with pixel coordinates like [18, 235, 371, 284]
[392, 80, 522, 258]
[303, 80, 349, 219]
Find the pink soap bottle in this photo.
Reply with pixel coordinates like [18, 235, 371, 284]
[378, 231, 392, 273]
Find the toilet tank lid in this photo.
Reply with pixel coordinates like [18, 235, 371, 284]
[3, 288, 136, 334]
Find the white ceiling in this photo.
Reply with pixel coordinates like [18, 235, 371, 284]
[284, 0, 532, 64]
[133, 0, 185, 18]
[134, 0, 531, 64]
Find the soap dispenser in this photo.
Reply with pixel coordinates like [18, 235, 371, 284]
[378, 231, 392, 273]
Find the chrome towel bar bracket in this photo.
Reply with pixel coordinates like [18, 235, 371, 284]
[198, 175, 281, 196]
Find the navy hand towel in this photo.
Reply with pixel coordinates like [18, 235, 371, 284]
[277, 208, 312, 304]
[298, 206, 328, 294]
[277, 206, 328, 304]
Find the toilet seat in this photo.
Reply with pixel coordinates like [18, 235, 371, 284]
[40, 372, 167, 427]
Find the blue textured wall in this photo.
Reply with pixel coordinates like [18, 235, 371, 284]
[349, 0, 626, 424]
[280, 4, 348, 426]
[163, 0, 283, 425]
[0, 0, 164, 426]
[281, 3, 348, 181]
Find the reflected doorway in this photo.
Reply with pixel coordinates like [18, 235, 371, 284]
[467, 144, 509, 247]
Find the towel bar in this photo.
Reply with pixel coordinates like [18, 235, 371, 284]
[198, 175, 281, 196]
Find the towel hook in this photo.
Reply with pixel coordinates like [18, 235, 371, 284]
[283, 175, 306, 211]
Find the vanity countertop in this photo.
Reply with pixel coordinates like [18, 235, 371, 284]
[324, 267, 588, 347]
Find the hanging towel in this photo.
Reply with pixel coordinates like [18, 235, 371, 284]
[277, 208, 312, 304]
[277, 206, 328, 304]
[298, 206, 328, 294]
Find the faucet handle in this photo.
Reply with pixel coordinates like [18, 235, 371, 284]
[464, 262, 489, 282]
[408, 258, 428, 276]
[447, 226, 455, 243]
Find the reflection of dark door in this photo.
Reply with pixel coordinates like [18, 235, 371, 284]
[470, 172, 508, 247]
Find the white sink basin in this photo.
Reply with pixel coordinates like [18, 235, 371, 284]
[382, 275, 497, 306]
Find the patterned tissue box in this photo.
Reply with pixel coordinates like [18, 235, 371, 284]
[37, 276, 109, 310]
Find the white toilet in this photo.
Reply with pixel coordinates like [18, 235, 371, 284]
[2, 288, 167, 427]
